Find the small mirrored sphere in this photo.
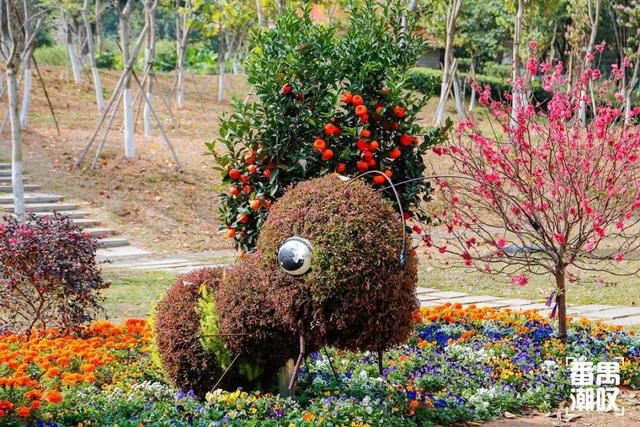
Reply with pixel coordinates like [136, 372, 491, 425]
[277, 237, 313, 275]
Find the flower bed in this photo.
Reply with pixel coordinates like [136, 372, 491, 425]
[1, 306, 639, 425]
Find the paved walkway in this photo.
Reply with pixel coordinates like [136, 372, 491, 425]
[417, 286, 640, 326]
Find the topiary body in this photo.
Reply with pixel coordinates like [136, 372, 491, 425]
[255, 174, 418, 352]
[153, 268, 226, 398]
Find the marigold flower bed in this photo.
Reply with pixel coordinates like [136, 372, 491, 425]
[1, 306, 639, 426]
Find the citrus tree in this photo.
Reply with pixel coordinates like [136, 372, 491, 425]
[210, 0, 447, 251]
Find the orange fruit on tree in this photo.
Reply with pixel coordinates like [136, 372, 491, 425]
[321, 149, 334, 160]
[250, 199, 262, 210]
[355, 105, 368, 116]
[372, 175, 386, 185]
[237, 213, 250, 224]
[356, 160, 369, 171]
[313, 138, 327, 151]
[281, 84, 293, 95]
[229, 186, 240, 197]
[226, 229, 237, 239]
[389, 147, 402, 159]
[341, 91, 353, 104]
[352, 95, 364, 106]
[324, 123, 340, 136]
[359, 129, 371, 138]
[369, 140, 379, 150]
[399, 134, 413, 146]
[229, 169, 241, 181]
[393, 105, 406, 118]
[384, 169, 393, 178]
[336, 163, 346, 173]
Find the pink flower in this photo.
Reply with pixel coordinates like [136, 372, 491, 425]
[495, 238, 506, 248]
[614, 254, 624, 263]
[623, 56, 632, 68]
[438, 245, 447, 254]
[591, 69, 601, 80]
[511, 275, 528, 286]
[528, 40, 538, 50]
[526, 58, 538, 76]
[595, 41, 606, 53]
[553, 232, 565, 245]
[586, 52, 594, 63]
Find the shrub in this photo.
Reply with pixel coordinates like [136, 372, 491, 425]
[153, 268, 227, 397]
[95, 50, 116, 69]
[0, 213, 107, 336]
[407, 67, 442, 98]
[33, 45, 67, 66]
[211, 1, 445, 252]
[257, 175, 418, 352]
[408, 67, 553, 107]
[481, 62, 512, 78]
[154, 39, 177, 72]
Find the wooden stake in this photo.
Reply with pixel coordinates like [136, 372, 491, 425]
[130, 70, 182, 169]
[75, 22, 149, 168]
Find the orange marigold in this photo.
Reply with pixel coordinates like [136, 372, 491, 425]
[45, 391, 63, 404]
[16, 406, 30, 417]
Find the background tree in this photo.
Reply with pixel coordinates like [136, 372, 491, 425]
[432, 0, 464, 125]
[1, 0, 42, 221]
[611, 0, 640, 124]
[143, 0, 157, 136]
[113, 0, 136, 159]
[81, 0, 105, 113]
[19, 0, 33, 129]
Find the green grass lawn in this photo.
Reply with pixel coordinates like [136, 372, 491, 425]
[420, 261, 640, 307]
[101, 270, 178, 324]
[100, 260, 640, 325]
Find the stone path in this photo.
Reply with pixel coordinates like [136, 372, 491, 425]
[416, 286, 640, 326]
[103, 250, 236, 275]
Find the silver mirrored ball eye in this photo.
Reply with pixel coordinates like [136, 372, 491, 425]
[277, 237, 313, 275]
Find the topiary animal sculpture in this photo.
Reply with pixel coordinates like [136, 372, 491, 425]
[154, 174, 418, 396]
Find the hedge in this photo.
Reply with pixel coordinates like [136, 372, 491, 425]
[408, 67, 552, 106]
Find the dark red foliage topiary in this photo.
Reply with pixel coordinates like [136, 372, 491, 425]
[216, 253, 304, 372]
[0, 213, 107, 336]
[256, 174, 418, 352]
[153, 267, 225, 398]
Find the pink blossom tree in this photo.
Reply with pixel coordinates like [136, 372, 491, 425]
[425, 45, 640, 340]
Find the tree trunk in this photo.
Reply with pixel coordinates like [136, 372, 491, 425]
[120, 11, 135, 159]
[555, 268, 568, 341]
[19, 53, 32, 129]
[63, 11, 83, 84]
[175, 3, 188, 109]
[143, 0, 156, 137]
[7, 67, 25, 221]
[469, 59, 476, 112]
[434, 0, 462, 126]
[82, 0, 105, 113]
[218, 28, 225, 102]
[625, 44, 640, 125]
[19, 0, 32, 129]
[579, 0, 601, 125]
[510, 0, 524, 131]
[256, 0, 265, 27]
[95, 0, 103, 52]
